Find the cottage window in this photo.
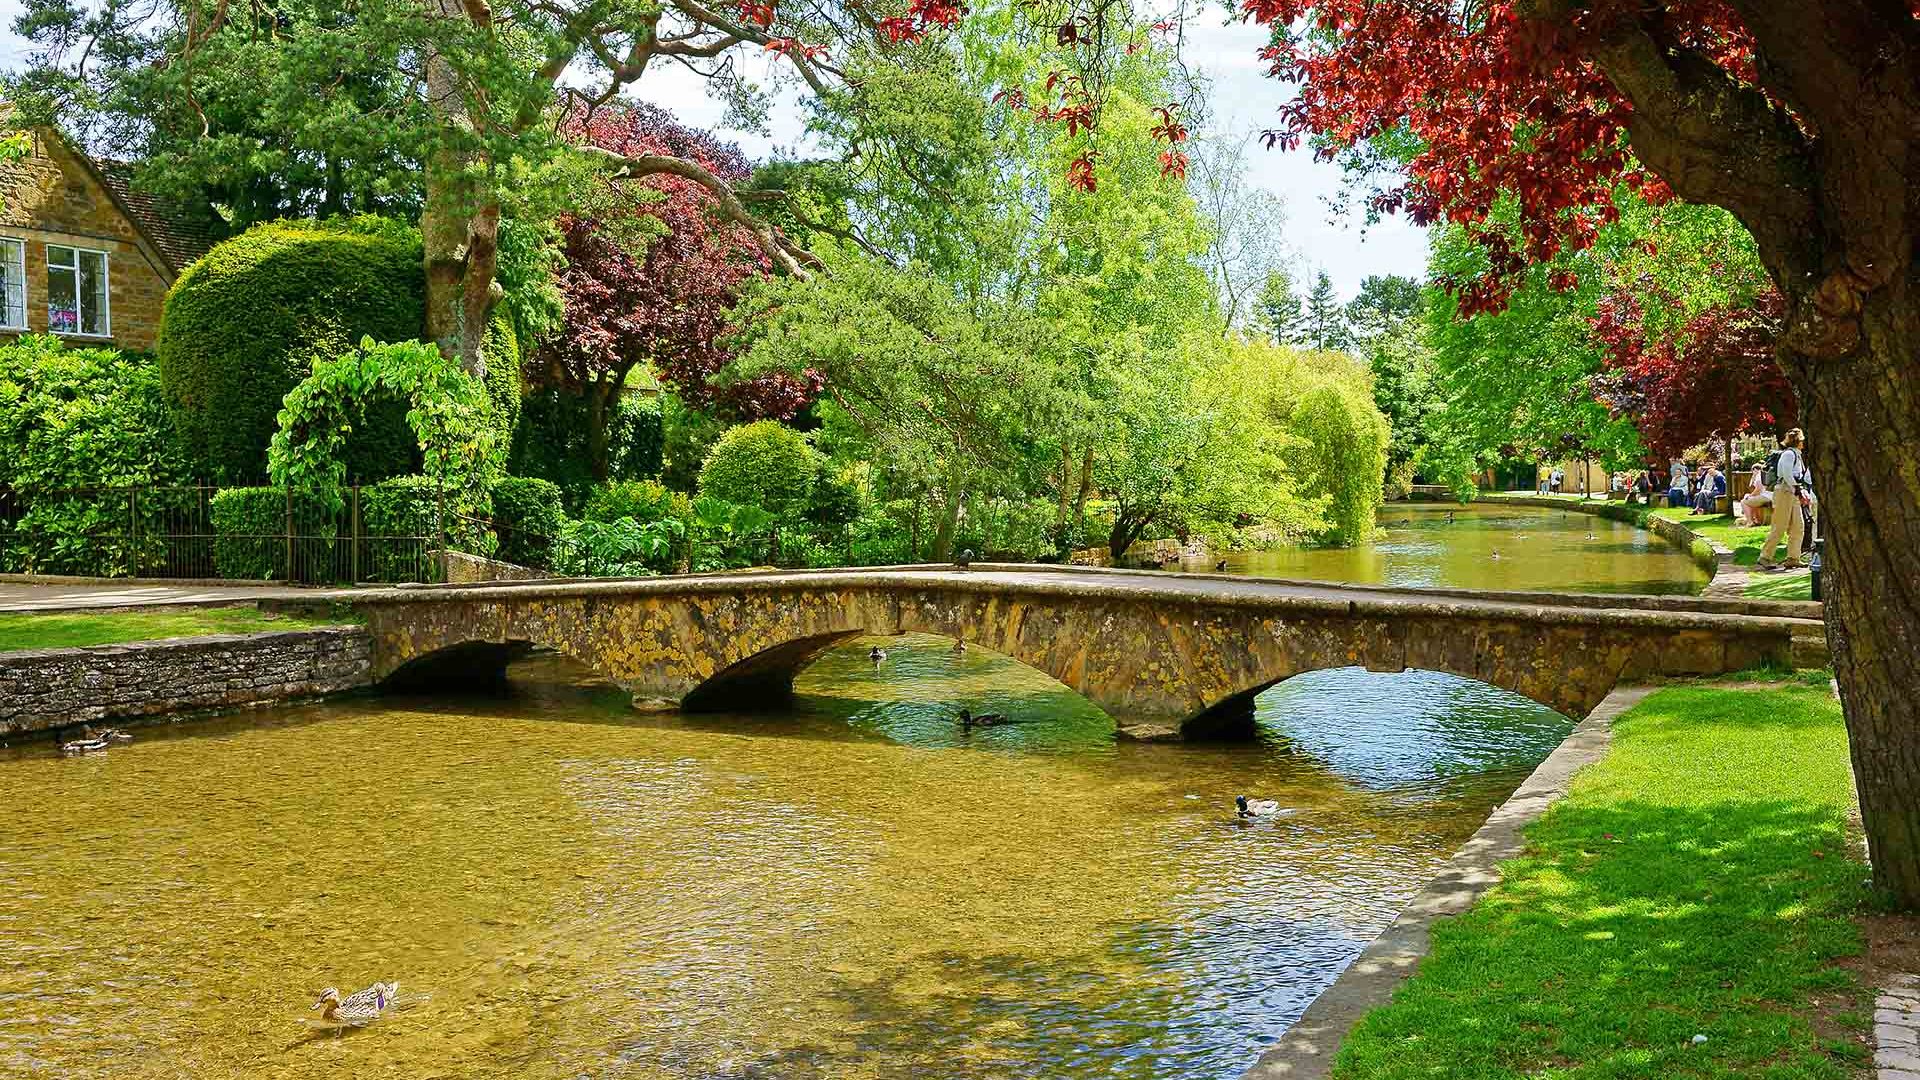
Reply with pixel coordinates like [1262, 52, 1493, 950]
[0, 240, 24, 329]
[46, 244, 109, 337]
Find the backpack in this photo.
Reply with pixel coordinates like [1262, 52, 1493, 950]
[1762, 450, 1784, 488]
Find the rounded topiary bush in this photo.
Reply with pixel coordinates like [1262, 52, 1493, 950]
[696, 421, 818, 521]
[159, 217, 426, 484]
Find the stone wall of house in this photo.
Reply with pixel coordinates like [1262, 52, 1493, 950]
[0, 132, 173, 351]
[0, 627, 373, 739]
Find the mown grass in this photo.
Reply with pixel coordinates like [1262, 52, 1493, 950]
[0, 606, 347, 652]
[1745, 571, 1816, 602]
[1331, 684, 1868, 1079]
[1649, 507, 1781, 566]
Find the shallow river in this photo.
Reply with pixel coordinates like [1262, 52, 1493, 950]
[0, 504, 1697, 1079]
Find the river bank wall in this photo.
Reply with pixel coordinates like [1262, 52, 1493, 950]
[0, 627, 372, 740]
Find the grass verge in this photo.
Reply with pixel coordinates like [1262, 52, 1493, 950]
[1746, 571, 1815, 602]
[1331, 683, 1868, 1079]
[0, 606, 348, 652]
[1649, 507, 1779, 566]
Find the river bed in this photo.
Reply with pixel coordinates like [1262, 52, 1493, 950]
[0, 502, 1691, 1078]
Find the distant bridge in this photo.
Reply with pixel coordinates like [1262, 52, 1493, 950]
[345, 565, 1826, 739]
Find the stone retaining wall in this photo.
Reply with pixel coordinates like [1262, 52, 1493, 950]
[0, 627, 373, 739]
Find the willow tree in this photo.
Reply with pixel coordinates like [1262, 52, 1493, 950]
[10, 0, 961, 377]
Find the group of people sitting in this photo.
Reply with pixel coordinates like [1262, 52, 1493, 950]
[1619, 430, 1816, 572]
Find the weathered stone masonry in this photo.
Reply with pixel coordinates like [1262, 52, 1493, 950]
[0, 627, 372, 738]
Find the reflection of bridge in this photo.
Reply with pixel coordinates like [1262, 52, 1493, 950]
[348, 565, 1825, 740]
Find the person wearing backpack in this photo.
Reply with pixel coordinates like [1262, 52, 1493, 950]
[1758, 429, 1810, 571]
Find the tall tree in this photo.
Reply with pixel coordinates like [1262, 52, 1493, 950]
[1302, 270, 1348, 351]
[11, 0, 964, 377]
[1250, 0, 1920, 905]
[538, 103, 819, 480]
[1257, 269, 1307, 346]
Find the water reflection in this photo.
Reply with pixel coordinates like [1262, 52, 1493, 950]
[1166, 502, 1708, 595]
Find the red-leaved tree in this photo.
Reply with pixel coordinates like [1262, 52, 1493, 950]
[1245, 1, 1920, 905]
[539, 103, 822, 479]
[1589, 287, 1797, 460]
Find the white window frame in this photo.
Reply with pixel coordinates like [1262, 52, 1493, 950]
[0, 239, 24, 330]
[45, 243, 111, 339]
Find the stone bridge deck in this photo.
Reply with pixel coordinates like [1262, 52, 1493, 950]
[342, 564, 1826, 739]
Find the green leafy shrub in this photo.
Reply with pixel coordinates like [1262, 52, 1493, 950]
[159, 217, 426, 483]
[584, 479, 689, 527]
[697, 421, 818, 521]
[0, 336, 189, 574]
[608, 395, 664, 480]
[551, 517, 684, 577]
[268, 339, 504, 517]
[361, 475, 493, 582]
[491, 476, 564, 567]
[688, 495, 777, 570]
[660, 392, 727, 492]
[208, 487, 343, 582]
[508, 389, 662, 509]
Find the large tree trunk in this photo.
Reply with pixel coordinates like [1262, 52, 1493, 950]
[420, 0, 500, 379]
[1788, 321, 1920, 905]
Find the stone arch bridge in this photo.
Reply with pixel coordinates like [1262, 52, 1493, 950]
[346, 565, 1825, 739]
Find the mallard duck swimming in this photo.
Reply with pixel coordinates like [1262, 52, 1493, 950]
[869, 646, 887, 664]
[958, 708, 1013, 729]
[1214, 559, 1228, 572]
[59, 737, 110, 756]
[1235, 796, 1289, 819]
[950, 639, 966, 656]
[1489, 549, 1501, 560]
[313, 982, 399, 1026]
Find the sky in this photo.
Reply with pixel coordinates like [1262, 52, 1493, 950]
[0, 0, 1428, 299]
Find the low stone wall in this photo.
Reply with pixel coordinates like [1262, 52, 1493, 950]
[0, 627, 373, 739]
[445, 550, 547, 584]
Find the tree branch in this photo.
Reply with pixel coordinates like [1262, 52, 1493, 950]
[581, 146, 815, 279]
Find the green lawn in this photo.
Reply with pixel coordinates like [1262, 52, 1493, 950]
[1745, 571, 1816, 602]
[0, 606, 348, 652]
[1649, 507, 1781, 566]
[1332, 683, 1868, 1079]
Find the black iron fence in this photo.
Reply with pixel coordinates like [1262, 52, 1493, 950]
[0, 485, 442, 584]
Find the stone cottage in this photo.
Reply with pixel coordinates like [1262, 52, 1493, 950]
[0, 127, 223, 351]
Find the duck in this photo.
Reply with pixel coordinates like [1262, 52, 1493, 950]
[99, 728, 132, 743]
[954, 549, 974, 570]
[950, 639, 966, 656]
[1235, 796, 1289, 819]
[1214, 559, 1228, 572]
[869, 646, 887, 664]
[59, 737, 110, 756]
[312, 982, 399, 1026]
[1584, 532, 1599, 541]
[1489, 549, 1501, 560]
[1445, 511, 1457, 524]
[958, 708, 1014, 729]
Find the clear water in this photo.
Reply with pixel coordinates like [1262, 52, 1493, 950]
[1164, 503, 1709, 595]
[0, 501, 1686, 1078]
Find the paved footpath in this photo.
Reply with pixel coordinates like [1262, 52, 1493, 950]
[0, 581, 325, 613]
[1879, 975, 1920, 1078]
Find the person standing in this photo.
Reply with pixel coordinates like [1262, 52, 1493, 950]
[1758, 429, 1809, 571]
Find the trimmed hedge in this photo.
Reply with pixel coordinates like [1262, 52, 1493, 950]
[160, 218, 425, 484]
[491, 476, 564, 568]
[361, 475, 492, 582]
[159, 216, 522, 485]
[208, 487, 339, 582]
[697, 420, 818, 521]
